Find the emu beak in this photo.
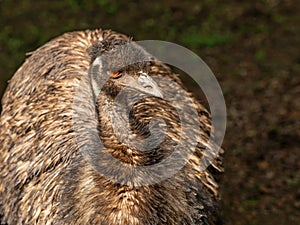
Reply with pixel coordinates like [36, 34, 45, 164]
[118, 73, 164, 98]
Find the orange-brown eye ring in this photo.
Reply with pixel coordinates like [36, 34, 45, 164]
[110, 71, 122, 78]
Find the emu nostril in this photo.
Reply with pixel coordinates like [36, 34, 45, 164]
[144, 85, 153, 89]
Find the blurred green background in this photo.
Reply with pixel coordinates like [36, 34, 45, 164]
[0, 0, 299, 224]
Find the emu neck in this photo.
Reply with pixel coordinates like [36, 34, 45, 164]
[96, 88, 171, 167]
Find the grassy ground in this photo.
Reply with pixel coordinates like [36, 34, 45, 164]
[0, 0, 299, 224]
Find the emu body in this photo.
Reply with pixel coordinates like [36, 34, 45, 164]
[0, 29, 223, 224]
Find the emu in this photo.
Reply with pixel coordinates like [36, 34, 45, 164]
[0, 29, 223, 225]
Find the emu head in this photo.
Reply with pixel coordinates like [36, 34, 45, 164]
[88, 39, 163, 100]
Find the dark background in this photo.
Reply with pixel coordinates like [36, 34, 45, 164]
[0, 0, 299, 224]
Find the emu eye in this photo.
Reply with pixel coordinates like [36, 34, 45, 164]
[110, 70, 122, 79]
